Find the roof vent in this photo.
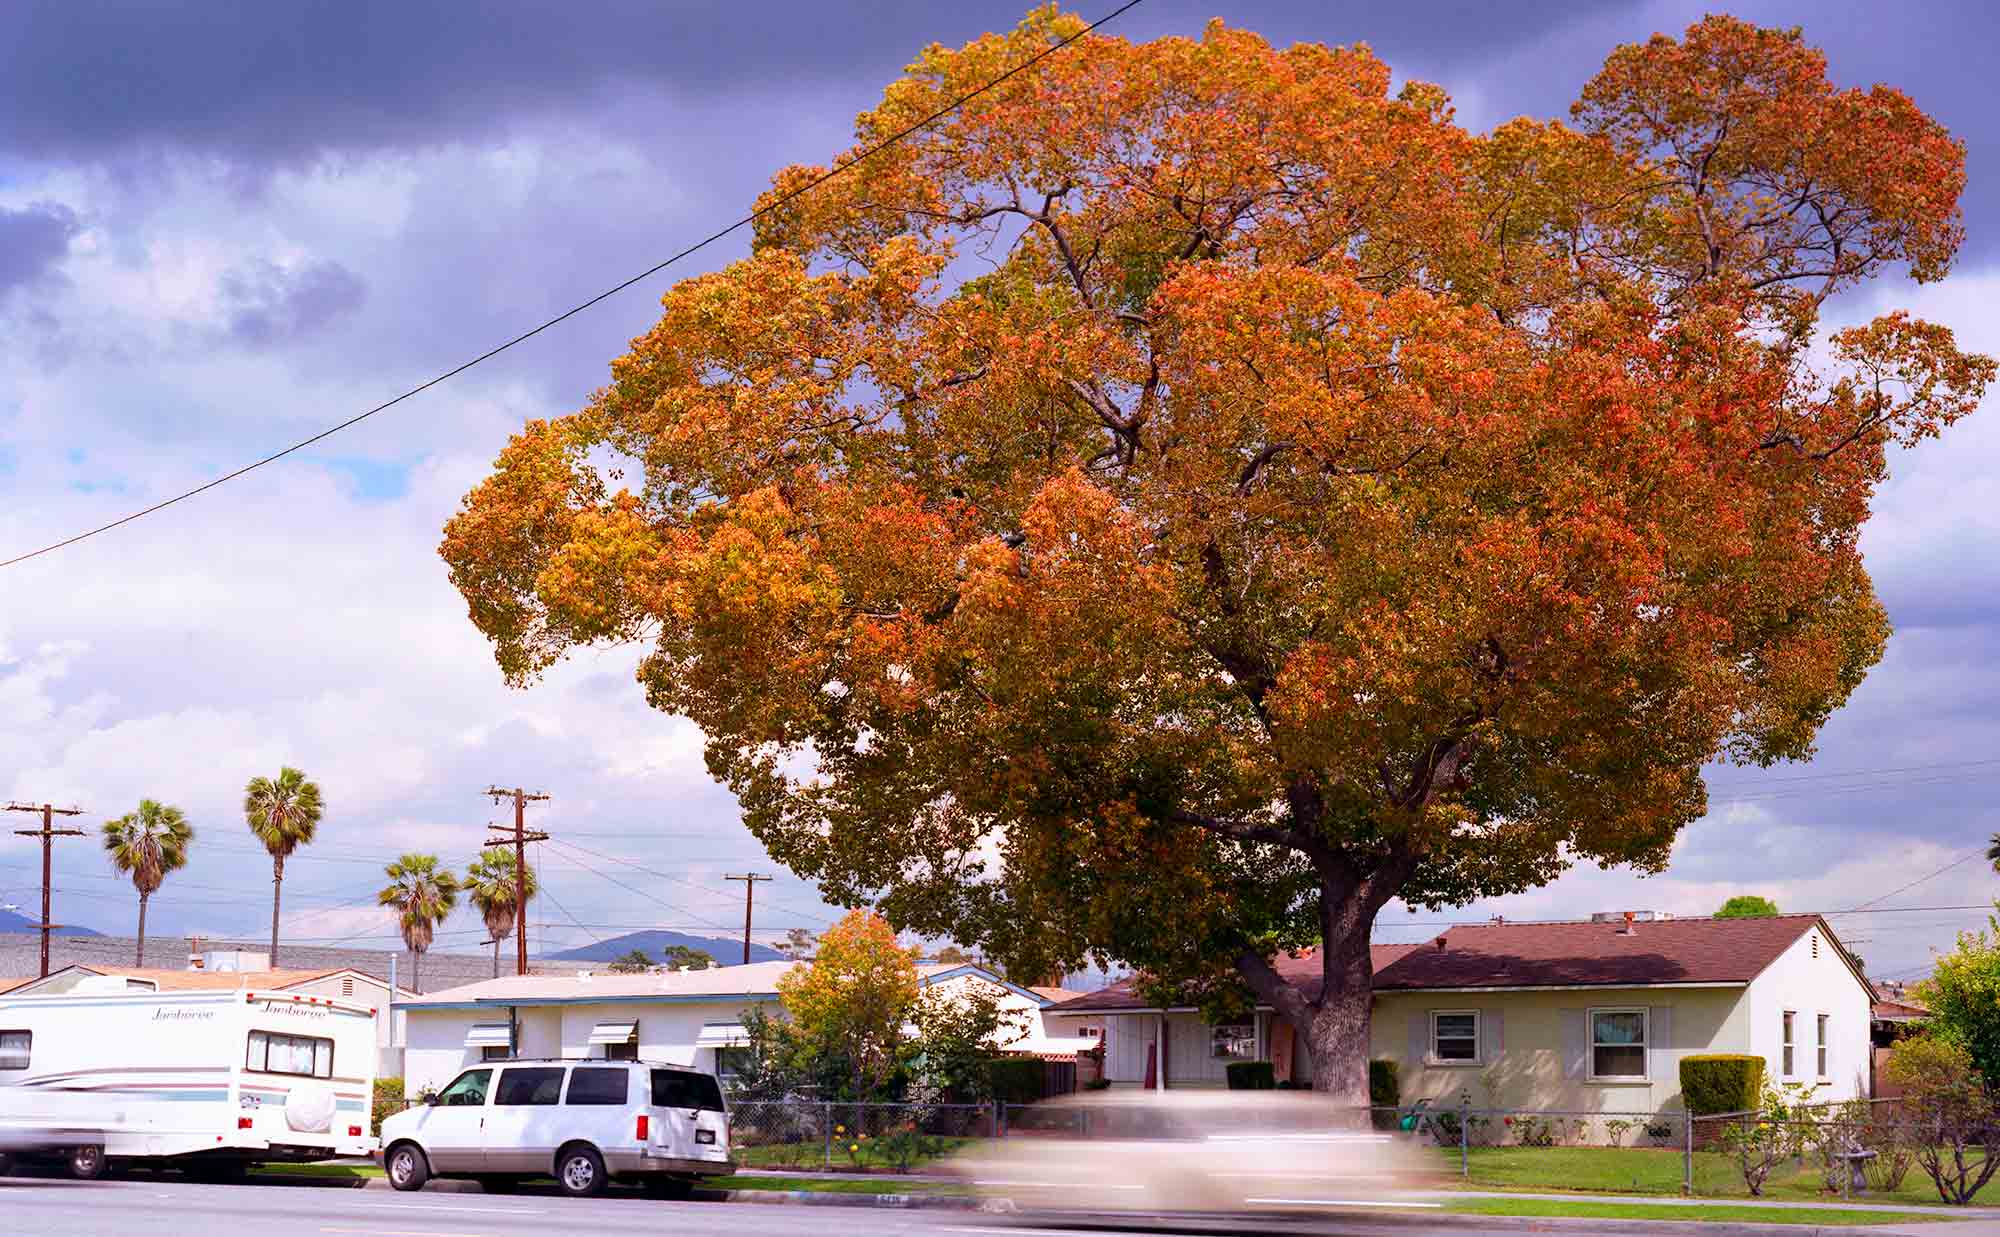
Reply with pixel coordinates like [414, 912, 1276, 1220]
[1618, 911, 1637, 935]
[1812, 933, 1820, 959]
[1433, 935, 1448, 952]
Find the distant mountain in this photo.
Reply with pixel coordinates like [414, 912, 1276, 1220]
[0, 907, 101, 936]
[545, 929, 783, 965]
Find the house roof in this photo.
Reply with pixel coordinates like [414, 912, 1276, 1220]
[1049, 916, 1850, 1013]
[0, 933, 584, 995]
[2, 963, 418, 996]
[1030, 985, 1093, 1005]
[1873, 997, 1929, 1023]
[399, 960, 805, 1008]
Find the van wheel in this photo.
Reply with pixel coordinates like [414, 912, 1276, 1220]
[385, 1143, 431, 1192]
[67, 1145, 108, 1180]
[556, 1144, 607, 1198]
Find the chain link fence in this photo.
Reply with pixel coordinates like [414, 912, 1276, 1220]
[725, 1099, 997, 1173]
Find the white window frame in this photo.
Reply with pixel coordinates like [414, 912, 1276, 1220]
[1587, 1006, 1650, 1082]
[1209, 1020, 1257, 1061]
[1782, 1010, 1797, 1078]
[1815, 1012, 1830, 1080]
[1429, 1009, 1482, 1066]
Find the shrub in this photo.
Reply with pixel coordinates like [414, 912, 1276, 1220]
[1604, 1118, 1634, 1148]
[1680, 1054, 1765, 1115]
[1082, 1076, 1112, 1091]
[1368, 1058, 1399, 1128]
[986, 1057, 1045, 1104]
[371, 1076, 406, 1136]
[1889, 1036, 2000, 1205]
[1225, 1060, 1277, 1090]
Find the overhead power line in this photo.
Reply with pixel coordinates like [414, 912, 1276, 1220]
[0, 0, 1148, 571]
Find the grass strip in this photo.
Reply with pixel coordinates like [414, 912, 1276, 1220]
[1447, 1197, 1942, 1225]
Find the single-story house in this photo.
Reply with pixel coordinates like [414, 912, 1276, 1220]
[398, 959, 1095, 1094]
[1052, 913, 1874, 1113]
[7, 962, 417, 1076]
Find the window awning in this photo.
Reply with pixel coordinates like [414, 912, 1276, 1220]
[587, 1020, 639, 1045]
[464, 1023, 512, 1048]
[695, 1022, 750, 1048]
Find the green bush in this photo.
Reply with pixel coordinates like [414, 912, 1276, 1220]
[1680, 1053, 1764, 1115]
[1225, 1060, 1277, 1090]
[987, 1057, 1045, 1104]
[371, 1076, 406, 1135]
[1369, 1058, 1400, 1129]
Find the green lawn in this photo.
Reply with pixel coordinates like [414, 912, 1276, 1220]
[1447, 1197, 1943, 1225]
[1450, 1145, 1995, 1207]
[248, 1163, 379, 1180]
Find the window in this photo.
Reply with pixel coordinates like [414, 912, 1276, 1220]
[1590, 1009, 1647, 1079]
[1782, 1011, 1796, 1077]
[436, 1068, 492, 1107]
[246, 1030, 333, 1079]
[714, 1047, 754, 1087]
[652, 1069, 726, 1113]
[1816, 1014, 1830, 1078]
[565, 1067, 630, 1106]
[494, 1067, 566, 1106]
[604, 1039, 638, 1061]
[1210, 1022, 1256, 1061]
[0, 1030, 29, 1071]
[480, 1045, 509, 1062]
[1431, 1011, 1480, 1064]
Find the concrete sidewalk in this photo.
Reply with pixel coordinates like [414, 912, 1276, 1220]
[1436, 1189, 2000, 1219]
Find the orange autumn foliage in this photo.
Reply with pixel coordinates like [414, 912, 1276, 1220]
[441, 10, 1991, 1099]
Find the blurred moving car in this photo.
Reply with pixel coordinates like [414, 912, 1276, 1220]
[955, 1089, 1445, 1219]
[0, 1086, 115, 1179]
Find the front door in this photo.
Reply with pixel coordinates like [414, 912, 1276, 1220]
[482, 1065, 567, 1174]
[414, 1068, 491, 1172]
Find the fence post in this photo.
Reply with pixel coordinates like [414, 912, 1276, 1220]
[1683, 1112, 1693, 1197]
[1000, 1100, 1010, 1139]
[1459, 1096, 1470, 1180]
[823, 1100, 832, 1171]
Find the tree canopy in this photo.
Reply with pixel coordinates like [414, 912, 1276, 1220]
[1715, 895, 1781, 919]
[1917, 924, 2000, 1084]
[777, 909, 920, 1100]
[442, 10, 1989, 1097]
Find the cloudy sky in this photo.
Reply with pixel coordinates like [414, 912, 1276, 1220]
[0, 1, 1993, 980]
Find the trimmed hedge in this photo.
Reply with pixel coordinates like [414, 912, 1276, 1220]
[987, 1057, 1045, 1104]
[1680, 1053, 1765, 1115]
[371, 1076, 406, 1136]
[1369, 1058, 1400, 1128]
[1225, 1060, 1277, 1090]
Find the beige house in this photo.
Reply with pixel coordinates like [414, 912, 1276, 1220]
[1054, 914, 1874, 1113]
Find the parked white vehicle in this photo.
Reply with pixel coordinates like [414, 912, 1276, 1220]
[0, 977, 380, 1178]
[379, 1058, 735, 1197]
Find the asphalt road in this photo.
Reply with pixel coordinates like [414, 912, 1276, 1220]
[0, 1176, 1545, 1237]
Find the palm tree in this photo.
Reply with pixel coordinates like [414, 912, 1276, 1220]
[1988, 832, 2000, 871]
[466, 847, 538, 978]
[243, 767, 324, 966]
[378, 853, 460, 995]
[101, 801, 195, 967]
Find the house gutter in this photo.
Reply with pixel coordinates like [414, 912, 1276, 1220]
[1063, 981, 1751, 1016]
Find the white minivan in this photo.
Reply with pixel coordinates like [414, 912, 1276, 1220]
[379, 1059, 734, 1197]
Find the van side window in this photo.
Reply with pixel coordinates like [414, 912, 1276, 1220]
[436, 1068, 492, 1107]
[0, 1030, 29, 1071]
[494, 1067, 566, 1106]
[565, 1068, 629, 1106]
[651, 1069, 725, 1113]
[247, 1030, 333, 1079]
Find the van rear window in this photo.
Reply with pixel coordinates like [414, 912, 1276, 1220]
[651, 1069, 724, 1112]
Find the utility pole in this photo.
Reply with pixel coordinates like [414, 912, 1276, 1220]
[6, 802, 85, 978]
[483, 787, 549, 977]
[724, 873, 772, 965]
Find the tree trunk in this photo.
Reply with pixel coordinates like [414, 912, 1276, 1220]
[492, 938, 500, 979]
[269, 854, 285, 966]
[135, 893, 148, 967]
[412, 948, 422, 995]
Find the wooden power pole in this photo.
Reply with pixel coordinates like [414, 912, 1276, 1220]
[6, 802, 85, 978]
[724, 872, 772, 965]
[483, 787, 549, 977]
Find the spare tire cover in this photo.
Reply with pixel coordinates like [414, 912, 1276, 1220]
[284, 1084, 338, 1133]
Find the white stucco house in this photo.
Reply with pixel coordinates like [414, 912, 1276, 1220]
[398, 959, 1101, 1094]
[1053, 914, 1874, 1112]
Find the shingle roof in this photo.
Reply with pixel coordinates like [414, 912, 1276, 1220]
[9, 964, 347, 993]
[0, 934, 586, 995]
[1374, 915, 1826, 991]
[1049, 916, 1843, 1013]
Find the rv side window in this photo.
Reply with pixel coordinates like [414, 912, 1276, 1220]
[247, 1030, 334, 1080]
[0, 1030, 28, 1071]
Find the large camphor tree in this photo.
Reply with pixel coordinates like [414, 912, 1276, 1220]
[441, 11, 1992, 1101]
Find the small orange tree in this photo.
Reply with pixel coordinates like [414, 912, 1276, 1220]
[777, 909, 920, 1101]
[442, 11, 1991, 1102]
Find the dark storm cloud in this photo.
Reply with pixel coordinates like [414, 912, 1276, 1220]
[0, 202, 77, 294]
[220, 258, 367, 348]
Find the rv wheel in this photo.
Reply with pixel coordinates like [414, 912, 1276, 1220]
[67, 1145, 108, 1180]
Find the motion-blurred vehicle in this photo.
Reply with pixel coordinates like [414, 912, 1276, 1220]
[955, 1089, 1445, 1220]
[379, 1059, 735, 1198]
[0, 976, 379, 1178]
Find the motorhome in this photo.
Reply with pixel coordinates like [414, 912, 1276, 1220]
[0, 975, 379, 1176]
